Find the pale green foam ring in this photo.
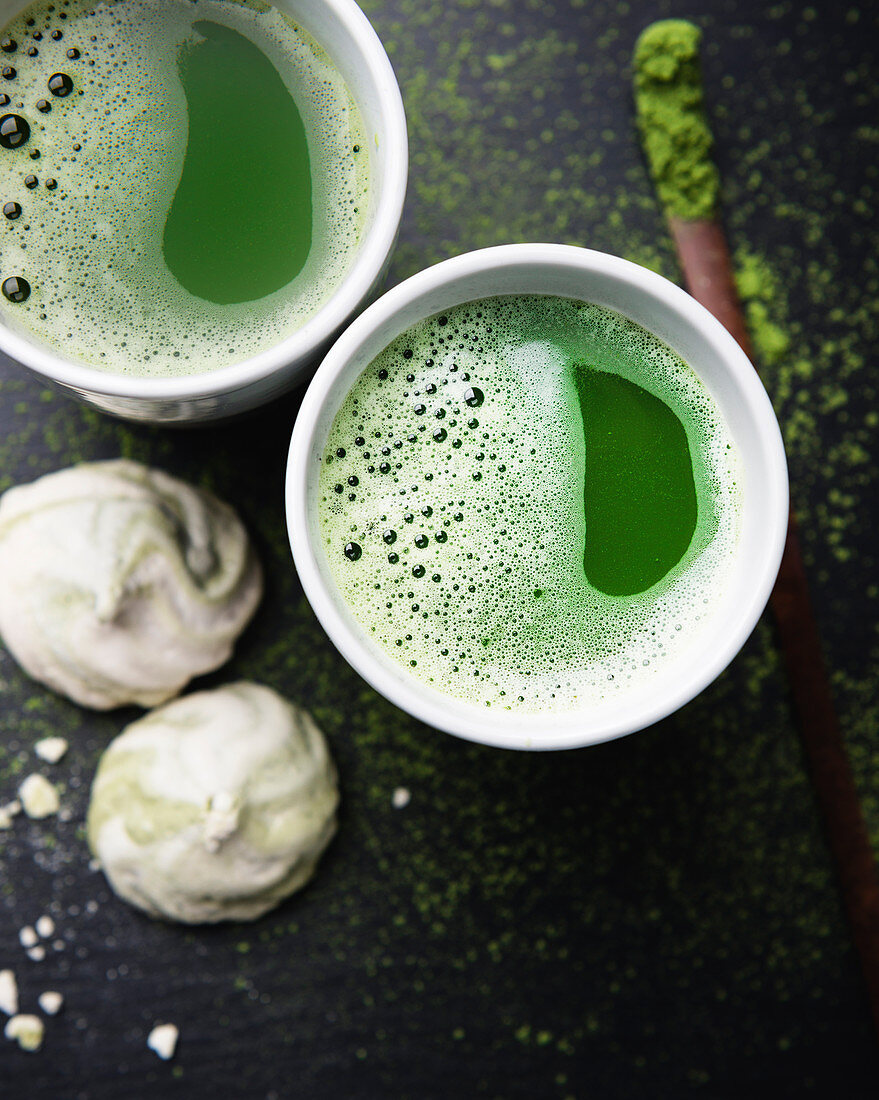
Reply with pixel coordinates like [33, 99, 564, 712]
[318, 295, 743, 713]
[0, 0, 369, 375]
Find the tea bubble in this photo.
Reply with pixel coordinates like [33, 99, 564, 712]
[46, 71, 72, 96]
[2, 275, 30, 301]
[0, 112, 28, 147]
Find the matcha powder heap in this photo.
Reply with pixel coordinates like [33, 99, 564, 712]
[633, 19, 720, 221]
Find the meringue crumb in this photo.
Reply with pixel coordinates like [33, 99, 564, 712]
[202, 790, 241, 853]
[392, 787, 411, 809]
[0, 800, 21, 829]
[0, 970, 18, 1016]
[18, 926, 38, 949]
[26, 946, 46, 963]
[147, 1022, 179, 1061]
[34, 737, 69, 764]
[18, 774, 60, 819]
[35, 915, 55, 939]
[4, 1014, 44, 1052]
[37, 991, 63, 1016]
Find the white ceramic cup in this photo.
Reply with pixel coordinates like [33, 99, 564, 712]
[0, 0, 407, 423]
[287, 244, 789, 750]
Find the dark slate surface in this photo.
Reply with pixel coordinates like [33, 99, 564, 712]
[1, 0, 878, 1096]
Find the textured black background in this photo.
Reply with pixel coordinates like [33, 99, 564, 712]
[1, 0, 878, 1097]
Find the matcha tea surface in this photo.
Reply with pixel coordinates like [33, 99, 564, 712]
[319, 295, 742, 713]
[0, 0, 369, 375]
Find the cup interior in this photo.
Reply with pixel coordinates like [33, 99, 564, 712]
[0, 0, 407, 409]
[287, 245, 788, 750]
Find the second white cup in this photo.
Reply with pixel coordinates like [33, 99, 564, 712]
[287, 244, 788, 750]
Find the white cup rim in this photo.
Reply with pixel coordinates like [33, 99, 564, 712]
[286, 244, 789, 750]
[0, 0, 408, 401]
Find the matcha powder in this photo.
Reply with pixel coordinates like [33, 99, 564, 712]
[633, 19, 720, 221]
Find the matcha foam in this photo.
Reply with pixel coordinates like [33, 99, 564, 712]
[318, 295, 743, 713]
[0, 0, 369, 375]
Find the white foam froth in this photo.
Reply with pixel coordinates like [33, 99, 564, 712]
[318, 295, 743, 714]
[0, 0, 370, 375]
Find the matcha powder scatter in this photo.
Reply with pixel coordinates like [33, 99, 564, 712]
[633, 20, 720, 221]
[734, 251, 792, 367]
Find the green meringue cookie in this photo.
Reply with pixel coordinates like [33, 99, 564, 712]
[0, 460, 262, 709]
[87, 682, 339, 923]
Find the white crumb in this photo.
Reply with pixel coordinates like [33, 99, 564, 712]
[37, 991, 63, 1016]
[35, 915, 55, 939]
[147, 1022, 179, 1061]
[0, 970, 18, 1016]
[26, 946, 46, 963]
[34, 737, 69, 764]
[0, 800, 21, 829]
[18, 774, 60, 819]
[4, 1014, 44, 1052]
[392, 787, 411, 809]
[18, 926, 38, 949]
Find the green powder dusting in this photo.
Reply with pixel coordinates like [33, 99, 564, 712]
[734, 252, 792, 365]
[633, 20, 720, 220]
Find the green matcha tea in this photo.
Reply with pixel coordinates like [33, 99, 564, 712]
[0, 0, 370, 375]
[318, 295, 742, 713]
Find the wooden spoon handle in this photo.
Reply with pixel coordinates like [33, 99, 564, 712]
[669, 217, 752, 354]
[669, 213, 879, 1036]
